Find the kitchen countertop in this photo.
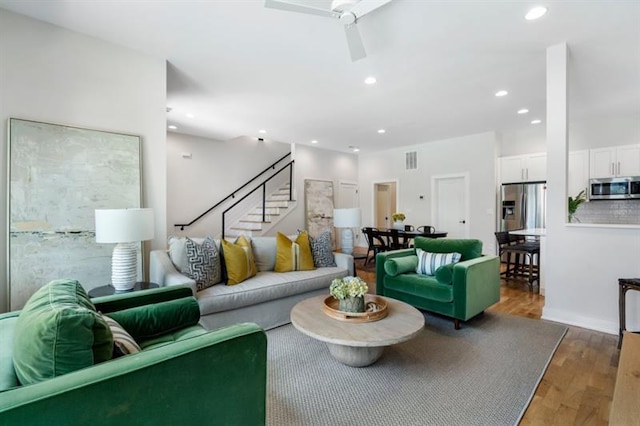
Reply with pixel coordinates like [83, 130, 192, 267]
[510, 228, 546, 237]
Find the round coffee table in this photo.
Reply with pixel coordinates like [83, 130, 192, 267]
[290, 295, 425, 367]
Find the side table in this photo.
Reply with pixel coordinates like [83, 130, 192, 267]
[618, 278, 640, 349]
[88, 282, 159, 298]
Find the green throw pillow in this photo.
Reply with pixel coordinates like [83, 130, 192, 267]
[13, 279, 113, 385]
[107, 296, 200, 341]
[435, 264, 455, 285]
[384, 255, 419, 277]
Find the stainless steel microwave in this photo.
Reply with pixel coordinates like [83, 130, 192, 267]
[589, 176, 640, 200]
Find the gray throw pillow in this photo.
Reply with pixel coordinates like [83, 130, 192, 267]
[185, 237, 221, 290]
[309, 231, 336, 267]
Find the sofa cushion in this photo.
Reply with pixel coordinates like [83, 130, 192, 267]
[309, 231, 337, 267]
[138, 325, 208, 351]
[414, 237, 483, 261]
[384, 273, 454, 303]
[13, 279, 113, 385]
[384, 255, 419, 277]
[251, 236, 277, 272]
[185, 237, 222, 290]
[197, 267, 347, 316]
[275, 232, 315, 272]
[416, 249, 461, 276]
[107, 296, 201, 341]
[222, 235, 257, 285]
[101, 314, 141, 356]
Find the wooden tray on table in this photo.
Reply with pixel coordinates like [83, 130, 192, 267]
[322, 295, 388, 323]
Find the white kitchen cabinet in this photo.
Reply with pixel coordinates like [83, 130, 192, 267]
[568, 150, 589, 198]
[499, 153, 547, 183]
[590, 144, 640, 178]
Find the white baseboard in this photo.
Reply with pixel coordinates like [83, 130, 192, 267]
[542, 307, 618, 335]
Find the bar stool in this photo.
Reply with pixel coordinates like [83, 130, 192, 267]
[618, 278, 640, 348]
[504, 241, 540, 292]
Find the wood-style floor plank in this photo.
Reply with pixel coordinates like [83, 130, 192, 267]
[355, 257, 619, 425]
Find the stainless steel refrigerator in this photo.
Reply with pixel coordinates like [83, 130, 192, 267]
[500, 182, 547, 231]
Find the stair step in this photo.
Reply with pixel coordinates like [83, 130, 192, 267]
[239, 219, 271, 224]
[265, 201, 289, 207]
[251, 209, 280, 215]
[231, 224, 263, 231]
[269, 194, 292, 200]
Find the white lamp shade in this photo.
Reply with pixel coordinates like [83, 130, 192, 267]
[95, 208, 155, 243]
[333, 208, 361, 228]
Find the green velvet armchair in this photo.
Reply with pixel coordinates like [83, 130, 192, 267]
[0, 285, 267, 425]
[376, 237, 500, 329]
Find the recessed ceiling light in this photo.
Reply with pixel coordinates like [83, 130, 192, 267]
[377, 129, 386, 134]
[311, 140, 318, 144]
[353, 148, 360, 152]
[258, 129, 267, 134]
[186, 113, 195, 119]
[531, 119, 542, 125]
[525, 6, 547, 21]
[495, 90, 509, 97]
[168, 125, 177, 130]
[364, 76, 377, 85]
[517, 108, 529, 114]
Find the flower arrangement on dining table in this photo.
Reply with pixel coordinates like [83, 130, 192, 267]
[329, 276, 369, 313]
[391, 212, 406, 222]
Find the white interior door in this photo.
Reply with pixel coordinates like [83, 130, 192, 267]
[338, 181, 360, 244]
[432, 174, 469, 238]
[374, 182, 397, 229]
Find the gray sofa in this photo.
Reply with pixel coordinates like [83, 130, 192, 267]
[150, 235, 353, 330]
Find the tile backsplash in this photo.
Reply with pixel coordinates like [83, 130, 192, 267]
[573, 200, 640, 224]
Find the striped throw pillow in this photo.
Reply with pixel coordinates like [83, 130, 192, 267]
[101, 314, 141, 356]
[415, 248, 462, 276]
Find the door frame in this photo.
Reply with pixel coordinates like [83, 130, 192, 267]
[372, 179, 399, 230]
[430, 173, 470, 238]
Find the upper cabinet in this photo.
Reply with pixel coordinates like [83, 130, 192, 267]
[568, 150, 589, 197]
[499, 153, 547, 183]
[590, 144, 640, 178]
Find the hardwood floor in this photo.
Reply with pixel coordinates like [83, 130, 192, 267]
[356, 263, 619, 425]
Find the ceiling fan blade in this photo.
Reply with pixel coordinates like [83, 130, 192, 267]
[344, 24, 366, 62]
[350, 0, 393, 18]
[264, 0, 338, 19]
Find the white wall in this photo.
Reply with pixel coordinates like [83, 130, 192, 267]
[0, 10, 167, 312]
[543, 43, 640, 334]
[358, 132, 498, 254]
[273, 144, 359, 241]
[167, 133, 291, 237]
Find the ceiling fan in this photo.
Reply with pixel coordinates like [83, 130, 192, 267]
[264, 0, 393, 62]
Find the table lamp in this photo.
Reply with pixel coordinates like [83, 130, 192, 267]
[95, 208, 155, 291]
[333, 208, 361, 256]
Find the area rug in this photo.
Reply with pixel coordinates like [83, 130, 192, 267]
[266, 311, 567, 426]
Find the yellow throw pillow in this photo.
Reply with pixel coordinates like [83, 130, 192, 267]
[222, 235, 257, 285]
[275, 231, 316, 272]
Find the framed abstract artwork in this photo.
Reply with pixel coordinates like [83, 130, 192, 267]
[304, 179, 334, 240]
[7, 118, 142, 309]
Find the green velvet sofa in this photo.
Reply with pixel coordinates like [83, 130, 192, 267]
[376, 237, 500, 329]
[0, 284, 267, 425]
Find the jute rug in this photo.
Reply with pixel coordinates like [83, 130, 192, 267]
[266, 311, 567, 426]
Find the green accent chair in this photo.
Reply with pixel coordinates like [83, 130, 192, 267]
[376, 237, 500, 329]
[0, 285, 267, 425]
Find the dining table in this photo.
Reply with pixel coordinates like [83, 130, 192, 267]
[374, 228, 448, 250]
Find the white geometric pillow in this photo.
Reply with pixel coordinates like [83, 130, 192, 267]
[309, 231, 336, 267]
[415, 248, 462, 276]
[185, 236, 222, 291]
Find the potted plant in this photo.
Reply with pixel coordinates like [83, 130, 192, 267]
[568, 189, 586, 223]
[329, 276, 369, 313]
[391, 212, 406, 229]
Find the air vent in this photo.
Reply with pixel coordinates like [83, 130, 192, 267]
[405, 151, 418, 170]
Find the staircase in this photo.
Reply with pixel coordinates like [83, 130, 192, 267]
[226, 183, 296, 238]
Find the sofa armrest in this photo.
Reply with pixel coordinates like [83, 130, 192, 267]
[451, 255, 500, 320]
[334, 252, 354, 276]
[150, 249, 198, 295]
[0, 323, 267, 425]
[93, 286, 194, 314]
[375, 249, 415, 295]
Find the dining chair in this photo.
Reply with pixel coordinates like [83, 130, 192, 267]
[416, 225, 435, 234]
[404, 224, 415, 231]
[362, 227, 388, 265]
[387, 229, 409, 250]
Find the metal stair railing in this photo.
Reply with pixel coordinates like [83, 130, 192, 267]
[174, 152, 292, 231]
[222, 160, 294, 239]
